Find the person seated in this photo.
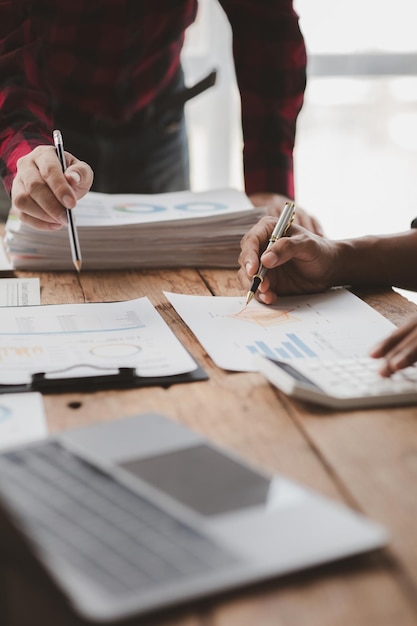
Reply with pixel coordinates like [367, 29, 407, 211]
[238, 215, 417, 377]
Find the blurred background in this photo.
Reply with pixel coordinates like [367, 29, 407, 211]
[182, 0, 417, 302]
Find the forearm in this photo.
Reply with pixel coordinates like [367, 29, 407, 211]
[331, 229, 417, 291]
[220, 0, 306, 198]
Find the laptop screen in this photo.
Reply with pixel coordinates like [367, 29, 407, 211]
[119, 444, 271, 516]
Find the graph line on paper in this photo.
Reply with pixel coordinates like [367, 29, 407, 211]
[0, 345, 45, 362]
[231, 307, 299, 328]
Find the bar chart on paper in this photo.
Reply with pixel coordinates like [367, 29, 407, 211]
[165, 290, 397, 372]
[247, 334, 317, 361]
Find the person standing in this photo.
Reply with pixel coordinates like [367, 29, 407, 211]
[0, 0, 321, 233]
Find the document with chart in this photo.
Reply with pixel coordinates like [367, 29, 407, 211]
[0, 297, 199, 386]
[165, 289, 396, 372]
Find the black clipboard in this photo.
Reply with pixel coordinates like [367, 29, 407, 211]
[0, 357, 208, 395]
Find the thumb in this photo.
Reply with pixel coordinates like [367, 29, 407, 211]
[65, 169, 81, 187]
[64, 163, 93, 199]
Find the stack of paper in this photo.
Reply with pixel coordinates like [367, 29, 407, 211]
[4, 188, 264, 271]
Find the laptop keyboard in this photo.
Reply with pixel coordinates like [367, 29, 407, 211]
[0, 441, 237, 597]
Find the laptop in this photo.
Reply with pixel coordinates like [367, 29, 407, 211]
[0, 413, 387, 623]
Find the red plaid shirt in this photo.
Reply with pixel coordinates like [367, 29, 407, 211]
[0, 0, 306, 197]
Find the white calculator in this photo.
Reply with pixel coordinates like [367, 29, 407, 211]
[255, 355, 417, 409]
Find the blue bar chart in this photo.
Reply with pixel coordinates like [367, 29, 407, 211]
[246, 333, 317, 360]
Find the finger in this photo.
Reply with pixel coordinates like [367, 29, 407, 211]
[19, 209, 64, 231]
[377, 359, 396, 378]
[65, 169, 82, 188]
[64, 156, 94, 198]
[372, 326, 417, 376]
[291, 206, 324, 237]
[246, 272, 276, 304]
[384, 332, 417, 367]
[16, 148, 75, 223]
[238, 247, 261, 279]
[237, 266, 252, 291]
[259, 228, 307, 269]
[12, 178, 67, 226]
[378, 345, 417, 377]
[370, 319, 417, 357]
[389, 347, 417, 371]
[37, 150, 78, 211]
[248, 193, 288, 217]
[257, 285, 278, 305]
[239, 216, 277, 276]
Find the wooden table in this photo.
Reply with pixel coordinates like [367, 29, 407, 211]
[3, 267, 417, 626]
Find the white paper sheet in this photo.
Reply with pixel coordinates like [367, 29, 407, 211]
[0, 297, 197, 384]
[0, 238, 13, 272]
[0, 392, 47, 450]
[165, 289, 396, 372]
[0, 278, 40, 306]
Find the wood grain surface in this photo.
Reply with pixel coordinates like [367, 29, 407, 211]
[3, 266, 417, 626]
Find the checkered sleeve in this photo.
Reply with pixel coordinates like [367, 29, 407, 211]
[0, 1, 52, 193]
[220, 0, 307, 198]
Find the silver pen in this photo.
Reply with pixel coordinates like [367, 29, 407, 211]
[245, 201, 295, 305]
[53, 129, 82, 272]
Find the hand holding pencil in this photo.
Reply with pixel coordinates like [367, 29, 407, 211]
[53, 130, 82, 272]
[10, 134, 93, 233]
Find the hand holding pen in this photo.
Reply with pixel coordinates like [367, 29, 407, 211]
[245, 201, 296, 304]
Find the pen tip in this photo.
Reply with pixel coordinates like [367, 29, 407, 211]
[74, 260, 82, 272]
[245, 291, 254, 305]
